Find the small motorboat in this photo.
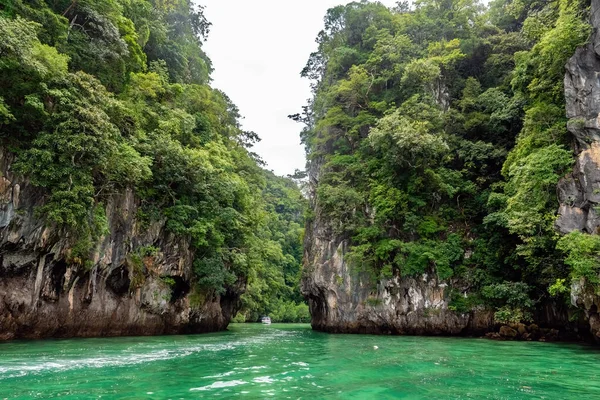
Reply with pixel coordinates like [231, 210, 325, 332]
[261, 316, 271, 325]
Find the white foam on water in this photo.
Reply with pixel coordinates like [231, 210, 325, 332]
[0, 342, 239, 380]
[202, 371, 236, 379]
[291, 362, 309, 367]
[234, 365, 267, 371]
[0, 327, 300, 382]
[189, 380, 247, 391]
[253, 376, 276, 384]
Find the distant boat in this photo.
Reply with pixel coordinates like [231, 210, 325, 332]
[261, 316, 271, 325]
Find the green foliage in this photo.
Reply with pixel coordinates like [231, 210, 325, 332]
[138, 245, 159, 257]
[482, 281, 534, 309]
[548, 278, 570, 297]
[397, 234, 464, 280]
[448, 289, 481, 313]
[500, 0, 586, 262]
[0, 97, 13, 124]
[194, 256, 236, 295]
[236, 172, 309, 321]
[233, 300, 310, 324]
[503, 144, 573, 238]
[369, 108, 448, 169]
[0, 16, 68, 78]
[482, 281, 535, 323]
[269, 300, 310, 323]
[127, 244, 161, 290]
[511, 0, 590, 102]
[493, 305, 532, 324]
[231, 312, 246, 323]
[161, 277, 176, 287]
[486, 0, 589, 295]
[14, 71, 151, 226]
[557, 231, 600, 283]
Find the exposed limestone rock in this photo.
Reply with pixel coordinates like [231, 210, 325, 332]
[571, 278, 600, 341]
[0, 150, 241, 340]
[556, 204, 587, 233]
[558, 0, 600, 233]
[559, 0, 600, 341]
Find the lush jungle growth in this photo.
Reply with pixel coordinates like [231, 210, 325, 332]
[0, 0, 307, 321]
[297, 0, 591, 324]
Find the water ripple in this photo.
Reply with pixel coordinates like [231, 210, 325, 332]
[189, 380, 247, 391]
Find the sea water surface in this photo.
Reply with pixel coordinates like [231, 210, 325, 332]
[0, 323, 599, 399]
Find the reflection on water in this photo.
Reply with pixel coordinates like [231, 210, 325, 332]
[0, 323, 599, 399]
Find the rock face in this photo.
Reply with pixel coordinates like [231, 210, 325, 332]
[302, 216, 583, 337]
[302, 258, 493, 336]
[0, 150, 241, 340]
[558, 0, 600, 340]
[557, 0, 600, 235]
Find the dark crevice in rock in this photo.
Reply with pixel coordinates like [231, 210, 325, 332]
[169, 276, 190, 303]
[41, 259, 66, 302]
[50, 260, 67, 295]
[106, 265, 131, 296]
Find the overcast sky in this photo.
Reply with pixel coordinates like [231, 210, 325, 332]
[201, 0, 399, 176]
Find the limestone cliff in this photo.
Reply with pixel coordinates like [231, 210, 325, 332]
[0, 151, 241, 340]
[557, 0, 600, 340]
[301, 156, 496, 336]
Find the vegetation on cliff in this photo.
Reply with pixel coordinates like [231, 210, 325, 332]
[0, 0, 306, 321]
[297, 0, 591, 324]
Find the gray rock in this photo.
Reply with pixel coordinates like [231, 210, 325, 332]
[571, 277, 600, 342]
[560, 0, 600, 233]
[561, 0, 600, 341]
[556, 205, 587, 234]
[585, 207, 600, 234]
[557, 174, 584, 206]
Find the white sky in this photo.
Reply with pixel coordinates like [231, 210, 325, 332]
[201, 0, 399, 176]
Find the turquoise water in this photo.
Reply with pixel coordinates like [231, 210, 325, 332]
[0, 323, 599, 399]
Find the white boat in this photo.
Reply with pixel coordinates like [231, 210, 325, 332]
[261, 316, 271, 325]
